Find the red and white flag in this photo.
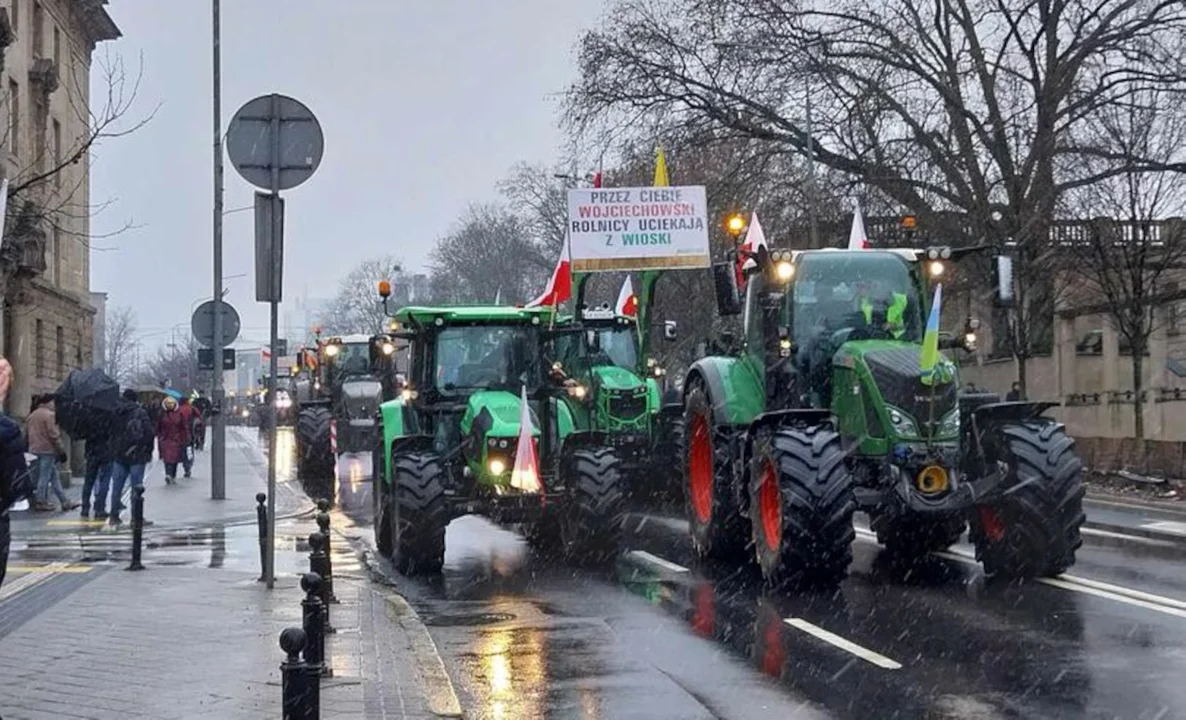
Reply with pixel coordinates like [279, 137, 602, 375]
[510, 385, 541, 492]
[262, 347, 272, 360]
[735, 212, 769, 288]
[848, 203, 870, 249]
[525, 243, 572, 309]
[616, 276, 637, 316]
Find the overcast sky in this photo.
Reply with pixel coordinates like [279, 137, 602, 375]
[90, 0, 604, 350]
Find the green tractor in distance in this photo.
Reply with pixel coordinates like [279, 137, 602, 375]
[684, 244, 1085, 586]
[552, 299, 684, 503]
[372, 304, 627, 575]
[293, 333, 398, 497]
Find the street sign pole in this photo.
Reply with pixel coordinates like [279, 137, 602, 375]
[210, 0, 227, 501]
[265, 94, 282, 590]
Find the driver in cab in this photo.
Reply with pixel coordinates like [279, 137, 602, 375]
[854, 278, 908, 340]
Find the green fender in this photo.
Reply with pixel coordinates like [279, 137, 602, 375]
[379, 397, 414, 483]
[685, 356, 764, 426]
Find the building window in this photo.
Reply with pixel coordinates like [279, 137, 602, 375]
[51, 116, 59, 182]
[8, 80, 18, 156]
[55, 325, 63, 379]
[31, 2, 42, 58]
[11, 0, 18, 33]
[51, 224, 60, 285]
[35, 319, 44, 378]
[52, 26, 59, 68]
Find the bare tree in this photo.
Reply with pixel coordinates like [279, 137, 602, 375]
[1065, 89, 1186, 438]
[497, 163, 572, 259]
[318, 256, 406, 335]
[565, 0, 1186, 392]
[103, 305, 138, 385]
[430, 204, 549, 304]
[134, 335, 208, 395]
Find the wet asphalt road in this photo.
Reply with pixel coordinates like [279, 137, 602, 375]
[323, 451, 1186, 718]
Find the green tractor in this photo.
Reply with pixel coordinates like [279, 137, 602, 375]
[553, 299, 683, 503]
[372, 305, 627, 575]
[683, 245, 1085, 585]
[293, 333, 397, 498]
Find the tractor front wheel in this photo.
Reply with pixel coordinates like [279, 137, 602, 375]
[391, 452, 449, 575]
[970, 421, 1085, 579]
[561, 447, 626, 564]
[297, 406, 335, 499]
[748, 426, 855, 587]
[683, 380, 748, 560]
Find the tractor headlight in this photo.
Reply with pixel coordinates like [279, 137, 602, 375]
[400, 388, 418, 402]
[488, 459, 506, 476]
[381, 342, 396, 356]
[567, 384, 588, 400]
[939, 409, 960, 436]
[775, 261, 794, 282]
[928, 260, 945, 277]
[324, 344, 341, 357]
[887, 406, 919, 437]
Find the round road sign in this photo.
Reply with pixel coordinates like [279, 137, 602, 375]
[226, 93, 324, 191]
[191, 301, 241, 348]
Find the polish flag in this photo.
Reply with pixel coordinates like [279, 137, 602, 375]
[510, 385, 541, 493]
[849, 203, 870, 249]
[261, 348, 272, 360]
[735, 212, 769, 288]
[525, 243, 572, 309]
[592, 170, 603, 188]
[616, 276, 637, 316]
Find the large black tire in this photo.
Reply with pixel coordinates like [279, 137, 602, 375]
[871, 515, 965, 559]
[391, 452, 449, 575]
[970, 421, 1085, 579]
[374, 444, 393, 557]
[683, 379, 749, 560]
[561, 447, 627, 564]
[648, 413, 685, 508]
[748, 426, 855, 587]
[297, 406, 335, 498]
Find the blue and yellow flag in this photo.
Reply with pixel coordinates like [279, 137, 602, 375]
[919, 283, 951, 386]
[654, 146, 670, 187]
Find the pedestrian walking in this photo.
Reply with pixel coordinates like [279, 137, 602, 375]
[26, 395, 77, 512]
[178, 397, 197, 474]
[1006, 382, 1022, 402]
[109, 389, 155, 526]
[0, 358, 33, 587]
[192, 392, 209, 451]
[156, 396, 190, 483]
[81, 424, 113, 520]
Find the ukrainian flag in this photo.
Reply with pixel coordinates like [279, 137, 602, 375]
[654, 146, 670, 187]
[920, 283, 946, 386]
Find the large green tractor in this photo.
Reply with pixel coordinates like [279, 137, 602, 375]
[372, 305, 627, 575]
[683, 245, 1085, 586]
[553, 301, 683, 502]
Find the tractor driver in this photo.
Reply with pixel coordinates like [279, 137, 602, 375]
[854, 277, 908, 340]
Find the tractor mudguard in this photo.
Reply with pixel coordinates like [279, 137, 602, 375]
[972, 400, 1060, 427]
[559, 430, 614, 455]
[685, 356, 764, 427]
[379, 398, 422, 482]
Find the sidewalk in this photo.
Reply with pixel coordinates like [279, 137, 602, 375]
[0, 429, 453, 719]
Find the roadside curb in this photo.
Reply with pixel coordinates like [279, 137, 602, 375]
[383, 593, 464, 718]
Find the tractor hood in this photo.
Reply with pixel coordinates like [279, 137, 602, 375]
[591, 365, 646, 392]
[340, 378, 383, 421]
[835, 341, 958, 437]
[460, 390, 539, 440]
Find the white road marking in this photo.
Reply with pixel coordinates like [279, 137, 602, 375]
[1040, 578, 1186, 619]
[1080, 526, 1174, 545]
[626, 550, 690, 574]
[1141, 520, 1186, 537]
[783, 617, 903, 670]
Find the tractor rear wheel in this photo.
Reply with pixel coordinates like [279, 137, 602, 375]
[561, 447, 626, 564]
[297, 406, 335, 499]
[748, 426, 855, 587]
[391, 452, 449, 575]
[971, 421, 1085, 579]
[683, 379, 749, 560]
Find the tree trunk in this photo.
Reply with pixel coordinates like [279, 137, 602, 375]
[1132, 350, 1145, 440]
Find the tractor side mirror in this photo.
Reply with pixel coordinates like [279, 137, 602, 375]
[993, 256, 1015, 307]
[712, 262, 742, 316]
[663, 320, 678, 342]
[585, 329, 601, 354]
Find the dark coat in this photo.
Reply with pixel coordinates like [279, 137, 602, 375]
[157, 409, 190, 464]
[84, 427, 114, 465]
[112, 401, 155, 466]
[0, 414, 31, 511]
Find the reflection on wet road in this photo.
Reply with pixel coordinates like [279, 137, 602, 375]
[319, 443, 1186, 719]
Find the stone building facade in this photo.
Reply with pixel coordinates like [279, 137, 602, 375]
[0, 0, 118, 418]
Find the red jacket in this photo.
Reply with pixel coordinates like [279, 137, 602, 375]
[157, 409, 191, 463]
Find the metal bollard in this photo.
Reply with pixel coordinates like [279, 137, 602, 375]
[127, 486, 146, 571]
[279, 626, 319, 720]
[300, 572, 330, 678]
[308, 533, 335, 634]
[256, 492, 268, 582]
[314, 502, 338, 604]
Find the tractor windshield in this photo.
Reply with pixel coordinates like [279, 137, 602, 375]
[589, 327, 639, 370]
[332, 343, 371, 377]
[434, 325, 541, 392]
[788, 252, 923, 348]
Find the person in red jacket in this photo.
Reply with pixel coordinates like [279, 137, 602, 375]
[178, 398, 196, 477]
[156, 397, 191, 483]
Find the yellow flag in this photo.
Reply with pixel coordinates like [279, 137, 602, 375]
[653, 146, 670, 187]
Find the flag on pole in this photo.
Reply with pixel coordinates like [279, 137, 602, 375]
[848, 203, 870, 249]
[654, 146, 670, 187]
[592, 170, 603, 188]
[525, 243, 571, 308]
[919, 284, 946, 386]
[735, 212, 769, 289]
[494, 288, 502, 305]
[616, 276, 637, 316]
[261, 347, 272, 361]
[510, 385, 542, 492]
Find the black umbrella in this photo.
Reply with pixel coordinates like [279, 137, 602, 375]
[54, 368, 121, 439]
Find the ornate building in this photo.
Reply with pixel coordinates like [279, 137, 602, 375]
[0, 0, 118, 418]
